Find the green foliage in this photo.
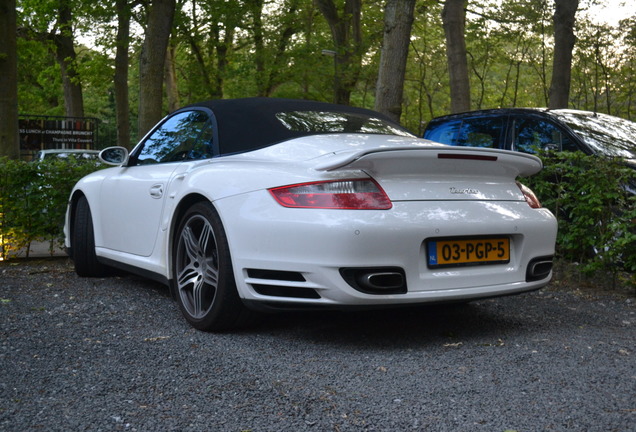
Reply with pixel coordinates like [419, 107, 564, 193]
[15, 0, 636, 144]
[17, 38, 64, 116]
[0, 157, 104, 259]
[524, 151, 636, 275]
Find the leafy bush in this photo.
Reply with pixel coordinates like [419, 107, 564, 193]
[524, 151, 636, 275]
[0, 157, 104, 259]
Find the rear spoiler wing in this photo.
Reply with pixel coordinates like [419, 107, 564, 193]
[313, 146, 543, 178]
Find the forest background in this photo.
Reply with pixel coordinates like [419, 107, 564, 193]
[1, 0, 636, 154]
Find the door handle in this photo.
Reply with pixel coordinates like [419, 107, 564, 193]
[149, 184, 164, 199]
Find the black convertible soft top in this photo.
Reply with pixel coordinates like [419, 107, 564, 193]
[182, 97, 412, 155]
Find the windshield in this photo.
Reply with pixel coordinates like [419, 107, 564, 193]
[551, 111, 636, 159]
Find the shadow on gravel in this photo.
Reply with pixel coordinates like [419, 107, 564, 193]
[238, 301, 533, 350]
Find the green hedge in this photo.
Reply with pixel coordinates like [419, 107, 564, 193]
[524, 151, 636, 275]
[0, 157, 105, 259]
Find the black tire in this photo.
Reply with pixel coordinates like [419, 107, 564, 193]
[72, 196, 109, 277]
[172, 202, 254, 331]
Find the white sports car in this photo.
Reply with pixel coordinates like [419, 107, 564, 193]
[65, 98, 557, 331]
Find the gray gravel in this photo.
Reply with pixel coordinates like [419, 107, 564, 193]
[1, 258, 634, 432]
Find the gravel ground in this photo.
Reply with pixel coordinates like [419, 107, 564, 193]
[1, 258, 634, 432]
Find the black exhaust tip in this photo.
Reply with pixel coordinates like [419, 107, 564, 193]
[526, 256, 554, 282]
[340, 267, 407, 295]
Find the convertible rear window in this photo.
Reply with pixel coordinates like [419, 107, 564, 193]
[276, 111, 413, 137]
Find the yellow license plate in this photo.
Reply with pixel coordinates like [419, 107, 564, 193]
[427, 237, 510, 268]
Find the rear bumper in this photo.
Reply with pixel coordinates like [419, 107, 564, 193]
[216, 196, 558, 308]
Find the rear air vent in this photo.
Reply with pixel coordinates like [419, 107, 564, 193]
[252, 285, 320, 299]
[247, 269, 317, 299]
[247, 269, 306, 282]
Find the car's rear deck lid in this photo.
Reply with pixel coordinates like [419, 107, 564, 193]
[315, 145, 543, 202]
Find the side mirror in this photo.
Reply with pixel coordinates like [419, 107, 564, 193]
[99, 146, 129, 166]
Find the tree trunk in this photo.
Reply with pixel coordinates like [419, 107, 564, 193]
[138, 0, 176, 139]
[548, 0, 579, 109]
[54, 0, 84, 118]
[442, 0, 470, 113]
[315, 0, 362, 105]
[165, 42, 180, 112]
[301, 2, 317, 99]
[0, 0, 19, 159]
[114, 0, 131, 148]
[375, 0, 416, 123]
[214, 27, 232, 100]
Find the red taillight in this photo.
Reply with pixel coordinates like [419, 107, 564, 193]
[269, 179, 392, 209]
[516, 181, 542, 209]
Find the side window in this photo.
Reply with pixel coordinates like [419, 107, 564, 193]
[135, 110, 214, 165]
[512, 117, 576, 153]
[424, 120, 461, 145]
[456, 117, 504, 149]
